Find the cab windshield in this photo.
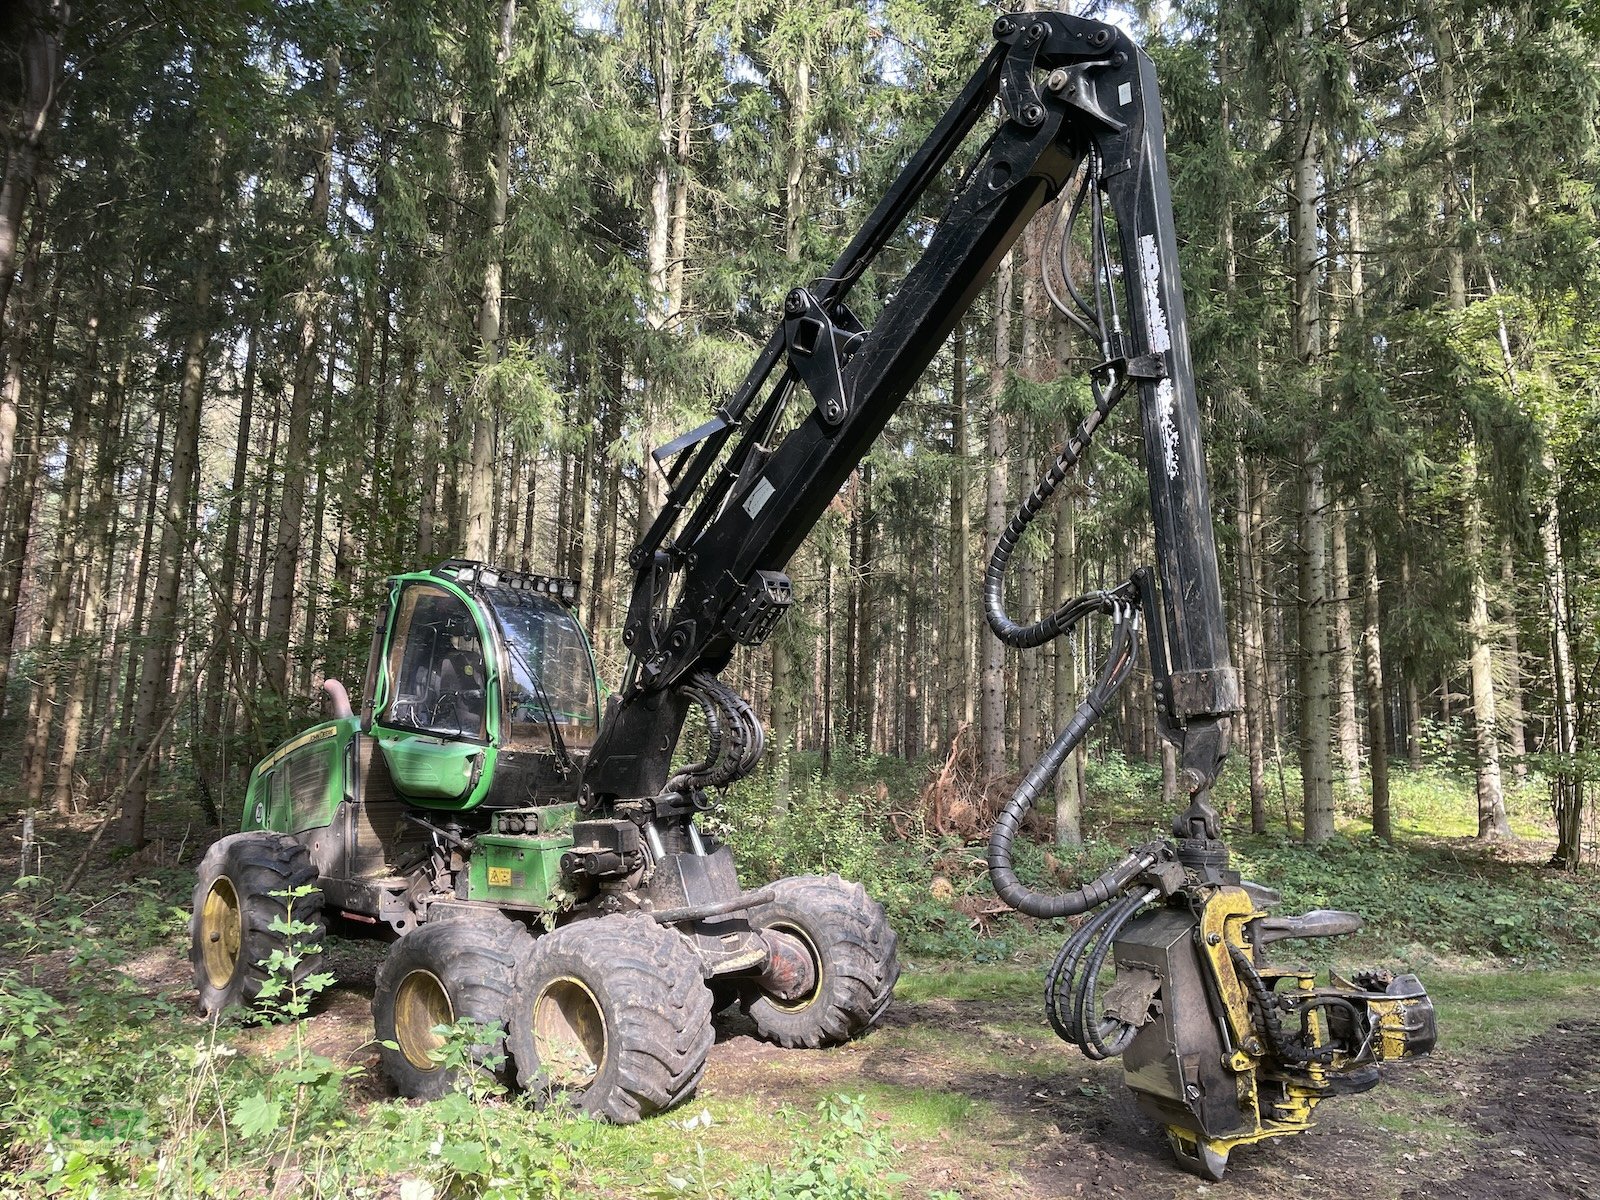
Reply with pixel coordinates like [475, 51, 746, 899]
[481, 588, 600, 752]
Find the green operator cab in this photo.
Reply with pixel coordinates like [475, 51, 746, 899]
[235, 560, 600, 925]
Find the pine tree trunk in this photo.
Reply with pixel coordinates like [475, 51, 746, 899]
[980, 253, 1013, 780]
[1331, 503, 1362, 790]
[0, 174, 50, 521]
[204, 324, 255, 783]
[1289, 62, 1335, 844]
[1540, 437, 1581, 867]
[1235, 452, 1269, 833]
[249, 387, 280, 687]
[462, 0, 514, 560]
[0, 0, 65, 345]
[951, 326, 975, 731]
[264, 51, 340, 698]
[854, 462, 876, 752]
[299, 377, 333, 700]
[1360, 507, 1392, 841]
[1498, 538, 1527, 779]
[120, 132, 224, 848]
[1016, 411, 1040, 767]
[117, 401, 165, 766]
[1462, 434, 1510, 838]
[1052, 436, 1082, 846]
[1398, 511, 1422, 768]
[768, 46, 811, 793]
[0, 205, 50, 712]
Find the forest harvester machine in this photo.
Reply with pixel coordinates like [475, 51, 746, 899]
[190, 12, 1434, 1177]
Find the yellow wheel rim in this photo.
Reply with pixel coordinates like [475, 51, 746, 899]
[395, 969, 454, 1070]
[200, 877, 243, 989]
[532, 976, 606, 1088]
[767, 922, 824, 1012]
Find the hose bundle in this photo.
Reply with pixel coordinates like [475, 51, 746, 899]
[1045, 887, 1160, 1058]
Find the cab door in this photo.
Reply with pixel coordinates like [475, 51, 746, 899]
[369, 581, 496, 808]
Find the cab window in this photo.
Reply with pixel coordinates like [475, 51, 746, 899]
[378, 584, 488, 740]
[482, 589, 600, 753]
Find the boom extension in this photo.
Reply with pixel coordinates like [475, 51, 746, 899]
[587, 13, 1434, 1177]
[589, 14, 1232, 801]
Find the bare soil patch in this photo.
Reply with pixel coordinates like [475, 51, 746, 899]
[1401, 1021, 1600, 1200]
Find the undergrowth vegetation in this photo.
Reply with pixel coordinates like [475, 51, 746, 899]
[2, 746, 1595, 1198]
[720, 746, 1598, 970]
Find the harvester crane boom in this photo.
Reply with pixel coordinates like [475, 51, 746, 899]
[586, 14, 1235, 823]
[584, 14, 1435, 1180]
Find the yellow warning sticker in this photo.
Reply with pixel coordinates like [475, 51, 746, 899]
[487, 867, 512, 887]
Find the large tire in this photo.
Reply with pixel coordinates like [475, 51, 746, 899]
[190, 832, 326, 1018]
[373, 914, 533, 1100]
[744, 874, 898, 1049]
[507, 914, 713, 1123]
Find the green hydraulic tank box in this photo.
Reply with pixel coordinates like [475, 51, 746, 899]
[467, 832, 573, 909]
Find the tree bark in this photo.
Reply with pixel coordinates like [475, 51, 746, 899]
[1288, 58, 1334, 844]
[264, 50, 340, 697]
[0, 0, 67, 349]
[120, 131, 224, 847]
[0, 185, 50, 710]
[1462, 432, 1510, 837]
[1330, 502, 1362, 790]
[980, 253, 1013, 780]
[1235, 452, 1269, 833]
[462, 0, 515, 560]
[1540, 437, 1581, 867]
[1052, 430, 1082, 846]
[950, 325, 975, 731]
[1498, 537, 1527, 779]
[1360, 493, 1392, 841]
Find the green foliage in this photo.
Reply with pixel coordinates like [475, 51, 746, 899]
[253, 884, 336, 1023]
[1230, 831, 1600, 965]
[716, 757, 953, 948]
[1082, 751, 1166, 823]
[663, 1094, 915, 1200]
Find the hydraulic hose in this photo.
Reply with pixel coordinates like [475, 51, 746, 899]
[1045, 891, 1132, 1042]
[984, 381, 1125, 651]
[986, 607, 1151, 917]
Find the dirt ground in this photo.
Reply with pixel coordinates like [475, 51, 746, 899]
[148, 931, 1595, 1200]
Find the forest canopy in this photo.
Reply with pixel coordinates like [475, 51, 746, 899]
[0, 0, 1597, 864]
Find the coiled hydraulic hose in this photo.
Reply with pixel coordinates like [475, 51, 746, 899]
[984, 379, 1125, 651]
[985, 603, 1153, 917]
[983, 362, 1145, 917]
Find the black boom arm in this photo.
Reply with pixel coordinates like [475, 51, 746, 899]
[583, 14, 1239, 836]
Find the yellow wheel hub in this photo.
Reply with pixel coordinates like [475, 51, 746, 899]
[532, 977, 606, 1088]
[200, 877, 243, 989]
[395, 969, 455, 1070]
[767, 922, 823, 1012]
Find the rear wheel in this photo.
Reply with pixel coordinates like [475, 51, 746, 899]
[508, 915, 713, 1123]
[189, 832, 325, 1017]
[744, 874, 898, 1048]
[373, 915, 533, 1099]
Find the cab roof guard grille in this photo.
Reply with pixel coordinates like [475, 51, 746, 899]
[430, 559, 580, 607]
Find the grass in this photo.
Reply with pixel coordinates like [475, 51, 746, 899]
[1425, 965, 1600, 1053]
[894, 965, 1038, 1005]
